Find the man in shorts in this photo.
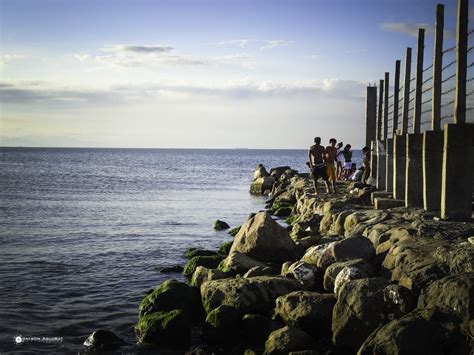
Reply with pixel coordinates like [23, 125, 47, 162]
[308, 137, 330, 194]
[325, 138, 338, 193]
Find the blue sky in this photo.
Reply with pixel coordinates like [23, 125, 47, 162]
[0, 0, 465, 148]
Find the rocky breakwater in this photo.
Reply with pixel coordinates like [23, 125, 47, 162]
[129, 164, 473, 354]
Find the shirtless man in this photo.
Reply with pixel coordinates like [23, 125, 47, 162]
[325, 138, 338, 193]
[308, 137, 330, 194]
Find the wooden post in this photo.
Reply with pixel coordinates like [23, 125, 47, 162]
[393, 60, 401, 134]
[431, 4, 444, 131]
[377, 80, 384, 140]
[384, 72, 389, 139]
[414, 28, 425, 134]
[454, 0, 468, 124]
[402, 48, 412, 135]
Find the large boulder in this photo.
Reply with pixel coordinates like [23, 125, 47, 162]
[254, 164, 270, 180]
[358, 308, 472, 355]
[323, 259, 374, 293]
[332, 277, 415, 351]
[200, 276, 305, 315]
[191, 266, 229, 287]
[135, 310, 190, 348]
[301, 242, 335, 269]
[333, 266, 372, 296]
[274, 291, 336, 338]
[183, 254, 225, 277]
[417, 272, 474, 323]
[218, 251, 269, 275]
[326, 235, 375, 263]
[230, 212, 298, 263]
[251, 177, 275, 195]
[138, 279, 198, 318]
[264, 326, 316, 355]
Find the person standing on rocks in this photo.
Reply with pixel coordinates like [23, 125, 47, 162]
[361, 146, 371, 184]
[325, 138, 338, 193]
[308, 137, 330, 195]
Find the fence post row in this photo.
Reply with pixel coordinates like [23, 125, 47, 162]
[366, 0, 473, 220]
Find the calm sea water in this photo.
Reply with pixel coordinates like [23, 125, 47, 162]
[0, 147, 362, 353]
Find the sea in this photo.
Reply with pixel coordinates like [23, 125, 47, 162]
[0, 148, 362, 353]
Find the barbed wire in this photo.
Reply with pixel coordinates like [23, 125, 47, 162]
[422, 86, 433, 94]
[408, 107, 414, 112]
[423, 64, 433, 73]
[442, 86, 456, 96]
[409, 88, 416, 94]
[466, 107, 474, 111]
[387, 110, 393, 116]
[408, 97, 415, 103]
[468, 62, 474, 69]
[466, 77, 474, 84]
[467, 90, 474, 97]
[398, 85, 404, 92]
[469, 28, 474, 36]
[441, 113, 454, 121]
[442, 59, 456, 72]
[442, 45, 456, 54]
[422, 97, 433, 105]
[422, 76, 433, 85]
[441, 98, 455, 107]
[388, 94, 394, 100]
[468, 46, 474, 53]
[441, 73, 456, 84]
[421, 108, 432, 115]
[410, 77, 416, 82]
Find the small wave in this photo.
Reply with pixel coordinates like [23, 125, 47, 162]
[162, 220, 199, 226]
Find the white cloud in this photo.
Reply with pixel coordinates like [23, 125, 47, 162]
[216, 39, 294, 50]
[380, 22, 455, 39]
[0, 54, 25, 64]
[74, 44, 255, 69]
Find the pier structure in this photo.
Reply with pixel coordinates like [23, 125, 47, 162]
[367, 0, 473, 220]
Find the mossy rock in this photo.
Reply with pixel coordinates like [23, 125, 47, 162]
[218, 241, 233, 255]
[270, 201, 294, 218]
[138, 279, 195, 318]
[184, 248, 219, 259]
[229, 226, 241, 237]
[285, 215, 299, 225]
[214, 220, 230, 230]
[135, 309, 190, 348]
[183, 255, 225, 277]
[206, 304, 241, 329]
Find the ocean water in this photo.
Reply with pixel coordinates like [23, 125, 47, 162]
[0, 147, 362, 353]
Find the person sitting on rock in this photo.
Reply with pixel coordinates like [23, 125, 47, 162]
[325, 138, 338, 193]
[308, 137, 330, 195]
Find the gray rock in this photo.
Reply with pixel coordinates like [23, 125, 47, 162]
[274, 291, 336, 338]
[333, 266, 371, 296]
[332, 277, 415, 351]
[287, 261, 323, 290]
[230, 212, 298, 263]
[200, 276, 305, 314]
[244, 266, 279, 278]
[323, 259, 373, 292]
[191, 266, 228, 287]
[214, 219, 230, 230]
[83, 329, 124, 350]
[218, 251, 269, 275]
[264, 326, 316, 355]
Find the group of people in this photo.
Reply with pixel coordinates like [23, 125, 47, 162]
[308, 137, 371, 194]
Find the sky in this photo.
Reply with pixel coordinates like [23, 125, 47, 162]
[0, 0, 467, 148]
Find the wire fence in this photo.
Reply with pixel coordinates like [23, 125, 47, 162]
[377, 25, 474, 139]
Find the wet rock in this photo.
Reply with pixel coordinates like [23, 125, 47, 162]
[184, 248, 219, 259]
[323, 259, 373, 293]
[83, 329, 124, 350]
[201, 276, 305, 315]
[191, 266, 229, 287]
[218, 251, 269, 276]
[332, 277, 415, 351]
[230, 212, 299, 263]
[183, 255, 225, 277]
[159, 265, 184, 273]
[214, 219, 230, 231]
[218, 241, 233, 255]
[254, 164, 270, 180]
[274, 291, 336, 338]
[242, 314, 283, 345]
[251, 176, 276, 195]
[264, 326, 316, 355]
[135, 309, 190, 348]
[244, 266, 279, 278]
[139, 279, 198, 319]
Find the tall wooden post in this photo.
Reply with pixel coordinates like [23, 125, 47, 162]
[393, 60, 401, 134]
[377, 80, 384, 140]
[366, 86, 377, 148]
[402, 48, 412, 135]
[384, 72, 389, 139]
[413, 28, 425, 134]
[454, 0, 468, 123]
[431, 4, 444, 130]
